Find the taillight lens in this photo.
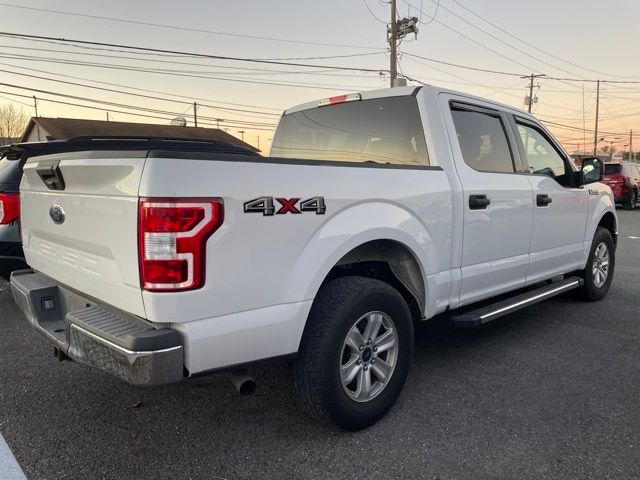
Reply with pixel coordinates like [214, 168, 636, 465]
[0, 192, 20, 225]
[139, 198, 223, 292]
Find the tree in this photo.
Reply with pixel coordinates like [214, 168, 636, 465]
[599, 145, 616, 154]
[0, 104, 29, 145]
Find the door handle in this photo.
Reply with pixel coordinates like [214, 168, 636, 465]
[536, 194, 553, 207]
[469, 194, 491, 210]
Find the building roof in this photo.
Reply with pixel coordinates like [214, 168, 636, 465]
[21, 117, 259, 151]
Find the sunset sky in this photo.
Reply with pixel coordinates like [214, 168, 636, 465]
[0, 0, 638, 153]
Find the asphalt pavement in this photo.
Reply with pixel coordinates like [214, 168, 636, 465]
[1, 210, 639, 480]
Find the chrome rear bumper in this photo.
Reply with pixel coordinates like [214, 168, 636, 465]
[10, 269, 184, 386]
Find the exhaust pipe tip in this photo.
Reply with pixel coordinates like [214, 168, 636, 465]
[227, 369, 257, 396]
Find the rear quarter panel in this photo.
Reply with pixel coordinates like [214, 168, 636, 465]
[139, 156, 453, 324]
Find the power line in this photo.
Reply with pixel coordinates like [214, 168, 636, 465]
[399, 0, 544, 74]
[0, 52, 381, 92]
[0, 61, 283, 113]
[0, 2, 381, 50]
[417, 0, 439, 25]
[0, 43, 385, 77]
[447, 0, 639, 81]
[0, 82, 278, 129]
[0, 68, 282, 119]
[403, 52, 523, 77]
[363, 0, 387, 23]
[0, 32, 389, 74]
[410, 0, 600, 79]
[0, 93, 30, 106]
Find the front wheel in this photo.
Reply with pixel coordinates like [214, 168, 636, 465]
[293, 276, 414, 430]
[578, 227, 615, 301]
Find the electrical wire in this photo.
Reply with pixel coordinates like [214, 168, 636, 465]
[0, 32, 389, 74]
[0, 62, 283, 113]
[418, 0, 439, 25]
[447, 0, 640, 80]
[0, 52, 381, 92]
[363, 0, 387, 24]
[0, 44, 387, 80]
[0, 68, 282, 119]
[403, 52, 523, 77]
[0, 2, 381, 51]
[403, 0, 591, 79]
[0, 88, 276, 131]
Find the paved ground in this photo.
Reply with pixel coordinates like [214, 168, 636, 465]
[1, 210, 639, 480]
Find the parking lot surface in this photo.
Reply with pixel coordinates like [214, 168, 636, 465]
[1, 210, 639, 480]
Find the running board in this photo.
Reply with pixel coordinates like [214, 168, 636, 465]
[451, 277, 584, 328]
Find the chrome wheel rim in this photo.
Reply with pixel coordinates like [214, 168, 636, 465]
[592, 242, 610, 288]
[339, 311, 398, 403]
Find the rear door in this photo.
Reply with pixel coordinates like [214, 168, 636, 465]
[20, 151, 146, 316]
[443, 97, 534, 305]
[509, 116, 588, 283]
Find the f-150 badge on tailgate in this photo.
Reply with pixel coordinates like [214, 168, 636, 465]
[244, 197, 326, 216]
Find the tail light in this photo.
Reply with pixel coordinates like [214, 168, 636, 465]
[139, 198, 224, 292]
[0, 192, 20, 225]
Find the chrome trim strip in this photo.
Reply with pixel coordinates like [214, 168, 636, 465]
[478, 280, 580, 323]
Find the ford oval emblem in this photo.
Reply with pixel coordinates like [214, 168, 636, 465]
[49, 205, 66, 225]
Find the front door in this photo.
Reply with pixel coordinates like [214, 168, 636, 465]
[510, 117, 588, 283]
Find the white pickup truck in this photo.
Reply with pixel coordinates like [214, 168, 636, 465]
[10, 86, 617, 430]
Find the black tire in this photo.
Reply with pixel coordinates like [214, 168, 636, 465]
[623, 190, 637, 210]
[578, 227, 615, 301]
[292, 276, 414, 431]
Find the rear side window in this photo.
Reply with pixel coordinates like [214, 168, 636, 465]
[270, 96, 429, 166]
[0, 157, 23, 185]
[605, 164, 622, 175]
[451, 106, 514, 173]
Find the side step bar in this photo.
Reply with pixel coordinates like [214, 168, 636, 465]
[451, 276, 584, 328]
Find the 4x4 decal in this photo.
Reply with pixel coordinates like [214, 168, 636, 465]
[244, 197, 326, 216]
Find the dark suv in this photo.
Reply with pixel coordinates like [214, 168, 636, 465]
[0, 154, 27, 279]
[602, 162, 640, 210]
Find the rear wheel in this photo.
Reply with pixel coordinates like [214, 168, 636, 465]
[623, 190, 637, 210]
[578, 227, 615, 301]
[293, 276, 413, 430]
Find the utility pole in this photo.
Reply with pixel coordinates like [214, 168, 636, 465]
[630, 129, 633, 162]
[522, 74, 545, 113]
[215, 118, 223, 129]
[389, 0, 397, 87]
[593, 80, 600, 156]
[106, 112, 110, 122]
[238, 130, 245, 142]
[33, 95, 40, 141]
[193, 102, 198, 127]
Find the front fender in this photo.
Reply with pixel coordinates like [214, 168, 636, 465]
[581, 185, 617, 265]
[284, 201, 438, 308]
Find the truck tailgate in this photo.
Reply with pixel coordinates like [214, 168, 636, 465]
[20, 153, 146, 317]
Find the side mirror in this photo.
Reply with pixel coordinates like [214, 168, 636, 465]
[580, 157, 604, 185]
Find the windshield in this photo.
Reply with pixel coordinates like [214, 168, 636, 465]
[270, 96, 429, 166]
[604, 164, 622, 175]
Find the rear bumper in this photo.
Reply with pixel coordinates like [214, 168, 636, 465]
[10, 269, 184, 386]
